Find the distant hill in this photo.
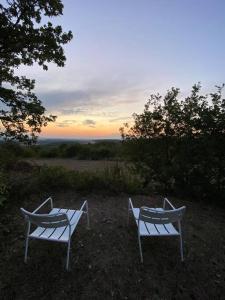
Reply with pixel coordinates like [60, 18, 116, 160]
[0, 138, 121, 146]
[37, 138, 121, 145]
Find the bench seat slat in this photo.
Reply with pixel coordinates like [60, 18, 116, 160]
[164, 223, 179, 235]
[59, 210, 83, 242]
[154, 224, 170, 235]
[146, 223, 160, 235]
[139, 221, 150, 235]
[47, 209, 74, 241]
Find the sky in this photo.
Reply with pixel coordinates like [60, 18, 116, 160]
[19, 0, 225, 139]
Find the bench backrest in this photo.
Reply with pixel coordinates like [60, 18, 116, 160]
[139, 206, 186, 224]
[21, 208, 69, 228]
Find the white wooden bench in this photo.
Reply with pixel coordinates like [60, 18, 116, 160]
[21, 197, 90, 270]
[128, 197, 186, 262]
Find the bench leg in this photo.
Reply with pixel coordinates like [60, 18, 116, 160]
[86, 202, 90, 229]
[127, 200, 130, 225]
[24, 221, 31, 263]
[138, 231, 143, 263]
[24, 236, 29, 263]
[179, 234, 184, 262]
[66, 240, 71, 270]
[178, 222, 184, 261]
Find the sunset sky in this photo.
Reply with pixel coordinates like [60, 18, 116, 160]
[19, 0, 225, 139]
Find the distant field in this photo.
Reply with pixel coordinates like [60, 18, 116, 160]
[28, 158, 122, 172]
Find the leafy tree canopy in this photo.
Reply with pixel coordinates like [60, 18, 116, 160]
[121, 83, 225, 140]
[0, 0, 73, 143]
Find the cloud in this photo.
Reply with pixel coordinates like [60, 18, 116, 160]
[37, 79, 146, 117]
[55, 119, 77, 128]
[56, 123, 68, 128]
[109, 116, 132, 123]
[38, 90, 91, 110]
[82, 119, 96, 127]
[61, 108, 88, 115]
[60, 108, 119, 118]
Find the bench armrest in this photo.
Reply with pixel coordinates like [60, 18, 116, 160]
[79, 200, 88, 212]
[128, 198, 134, 211]
[79, 200, 90, 229]
[32, 197, 53, 213]
[163, 198, 176, 210]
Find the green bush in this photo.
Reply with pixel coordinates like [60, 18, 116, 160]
[37, 165, 74, 190]
[8, 172, 39, 200]
[35, 164, 142, 194]
[121, 84, 225, 204]
[0, 142, 21, 170]
[6, 163, 143, 198]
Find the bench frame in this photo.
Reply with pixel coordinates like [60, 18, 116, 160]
[21, 197, 90, 270]
[128, 197, 185, 263]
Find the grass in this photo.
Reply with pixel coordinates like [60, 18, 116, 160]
[13, 160, 142, 195]
[0, 193, 225, 299]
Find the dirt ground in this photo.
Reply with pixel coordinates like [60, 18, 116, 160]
[0, 193, 225, 299]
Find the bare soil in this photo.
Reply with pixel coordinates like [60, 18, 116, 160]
[0, 193, 225, 299]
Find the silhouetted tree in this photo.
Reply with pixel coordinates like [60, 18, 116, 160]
[0, 0, 73, 143]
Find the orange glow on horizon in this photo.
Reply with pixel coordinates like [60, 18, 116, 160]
[41, 123, 121, 138]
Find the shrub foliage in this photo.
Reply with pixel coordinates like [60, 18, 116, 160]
[121, 83, 225, 204]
